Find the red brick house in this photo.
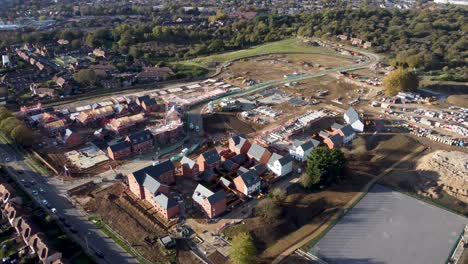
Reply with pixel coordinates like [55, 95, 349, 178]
[127, 160, 176, 202]
[180, 156, 199, 178]
[233, 169, 261, 196]
[136, 95, 162, 112]
[126, 130, 153, 153]
[192, 184, 226, 219]
[247, 143, 272, 164]
[62, 129, 82, 148]
[229, 135, 251, 154]
[107, 141, 132, 160]
[197, 149, 221, 172]
[153, 193, 180, 219]
[319, 131, 343, 149]
[0, 183, 14, 203]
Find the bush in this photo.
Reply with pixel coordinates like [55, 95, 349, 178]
[255, 198, 282, 222]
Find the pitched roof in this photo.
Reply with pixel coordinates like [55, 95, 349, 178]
[63, 129, 74, 141]
[252, 163, 268, 175]
[109, 141, 131, 152]
[192, 184, 225, 205]
[181, 156, 196, 169]
[222, 159, 238, 171]
[237, 170, 260, 188]
[331, 123, 343, 130]
[219, 177, 232, 187]
[247, 143, 268, 160]
[201, 149, 221, 165]
[231, 134, 248, 149]
[132, 160, 175, 186]
[201, 169, 217, 182]
[345, 107, 361, 123]
[153, 193, 178, 209]
[127, 130, 153, 144]
[328, 134, 343, 145]
[340, 124, 355, 137]
[237, 166, 249, 175]
[294, 139, 318, 152]
[268, 153, 292, 167]
[230, 153, 247, 165]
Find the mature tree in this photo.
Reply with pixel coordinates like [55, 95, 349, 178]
[270, 188, 287, 203]
[0, 117, 22, 135]
[0, 107, 13, 120]
[255, 198, 282, 221]
[73, 69, 97, 86]
[383, 68, 419, 96]
[10, 125, 34, 146]
[301, 147, 346, 189]
[230, 233, 257, 264]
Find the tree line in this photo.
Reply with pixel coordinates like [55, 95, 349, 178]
[0, 107, 34, 147]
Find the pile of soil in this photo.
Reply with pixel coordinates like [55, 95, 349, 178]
[417, 150, 468, 202]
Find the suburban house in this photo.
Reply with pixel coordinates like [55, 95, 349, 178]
[267, 153, 293, 177]
[29, 233, 63, 264]
[62, 129, 82, 148]
[136, 67, 174, 82]
[0, 183, 14, 203]
[289, 139, 320, 161]
[344, 107, 364, 132]
[93, 48, 106, 58]
[127, 160, 176, 203]
[136, 95, 161, 112]
[180, 156, 199, 178]
[233, 169, 261, 196]
[197, 149, 221, 171]
[107, 141, 132, 160]
[126, 130, 153, 153]
[43, 120, 66, 135]
[109, 113, 146, 134]
[247, 143, 272, 164]
[192, 184, 226, 219]
[228, 135, 252, 154]
[320, 131, 344, 149]
[331, 123, 356, 144]
[153, 193, 180, 219]
[76, 106, 114, 125]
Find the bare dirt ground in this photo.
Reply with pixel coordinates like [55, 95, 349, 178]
[203, 112, 255, 135]
[84, 184, 175, 263]
[220, 53, 354, 85]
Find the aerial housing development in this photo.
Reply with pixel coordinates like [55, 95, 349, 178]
[0, 1, 466, 264]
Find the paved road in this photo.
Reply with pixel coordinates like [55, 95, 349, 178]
[0, 143, 138, 264]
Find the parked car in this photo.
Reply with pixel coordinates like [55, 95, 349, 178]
[95, 251, 104, 258]
[31, 191, 38, 196]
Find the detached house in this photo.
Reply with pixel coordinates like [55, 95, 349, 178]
[136, 95, 161, 112]
[153, 193, 180, 219]
[127, 160, 176, 204]
[126, 130, 153, 153]
[331, 123, 356, 144]
[180, 156, 199, 178]
[197, 149, 221, 171]
[107, 141, 132, 160]
[62, 129, 82, 148]
[228, 135, 251, 154]
[192, 184, 226, 219]
[320, 131, 343, 149]
[289, 139, 320, 161]
[247, 143, 272, 164]
[267, 153, 293, 177]
[344, 107, 364, 132]
[233, 169, 261, 196]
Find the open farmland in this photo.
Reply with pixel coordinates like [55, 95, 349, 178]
[182, 38, 341, 69]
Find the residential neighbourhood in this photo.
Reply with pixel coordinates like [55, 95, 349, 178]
[0, 1, 466, 264]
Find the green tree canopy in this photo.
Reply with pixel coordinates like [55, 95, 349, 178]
[230, 232, 257, 264]
[383, 68, 419, 96]
[73, 69, 97, 86]
[301, 147, 346, 189]
[10, 125, 34, 147]
[0, 117, 22, 135]
[0, 107, 13, 120]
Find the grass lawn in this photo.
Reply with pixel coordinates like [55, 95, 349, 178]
[181, 38, 333, 68]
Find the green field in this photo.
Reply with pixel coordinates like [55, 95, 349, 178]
[182, 38, 333, 68]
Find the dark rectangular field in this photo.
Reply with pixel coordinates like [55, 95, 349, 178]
[310, 184, 467, 264]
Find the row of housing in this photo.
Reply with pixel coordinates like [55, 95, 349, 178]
[0, 183, 63, 264]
